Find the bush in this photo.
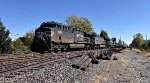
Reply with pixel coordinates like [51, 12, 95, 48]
[12, 39, 29, 53]
[12, 32, 34, 54]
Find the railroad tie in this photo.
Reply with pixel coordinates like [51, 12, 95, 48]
[88, 53, 98, 64]
[72, 55, 89, 69]
[80, 58, 92, 71]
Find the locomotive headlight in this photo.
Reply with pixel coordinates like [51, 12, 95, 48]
[58, 31, 62, 34]
[80, 34, 83, 38]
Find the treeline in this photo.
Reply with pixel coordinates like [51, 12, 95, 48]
[0, 20, 34, 54]
[130, 33, 150, 50]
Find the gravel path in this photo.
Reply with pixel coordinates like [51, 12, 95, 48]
[0, 49, 149, 83]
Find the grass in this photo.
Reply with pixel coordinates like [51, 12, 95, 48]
[132, 48, 150, 58]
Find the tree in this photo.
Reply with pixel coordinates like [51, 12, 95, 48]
[19, 32, 34, 49]
[130, 33, 144, 49]
[11, 32, 34, 53]
[0, 20, 12, 53]
[12, 39, 29, 53]
[65, 16, 95, 34]
[100, 29, 110, 41]
[141, 40, 148, 49]
[147, 40, 150, 49]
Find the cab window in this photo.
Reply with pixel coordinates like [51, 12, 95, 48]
[65, 26, 68, 31]
[63, 26, 65, 31]
[57, 24, 61, 29]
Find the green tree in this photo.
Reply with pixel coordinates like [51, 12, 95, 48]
[12, 32, 34, 53]
[19, 32, 34, 49]
[147, 40, 150, 49]
[12, 39, 29, 53]
[100, 29, 110, 41]
[0, 20, 12, 53]
[130, 33, 144, 49]
[65, 16, 95, 34]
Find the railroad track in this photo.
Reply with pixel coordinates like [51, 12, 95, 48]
[0, 50, 91, 76]
[0, 48, 118, 77]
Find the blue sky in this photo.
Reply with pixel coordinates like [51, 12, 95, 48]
[0, 0, 150, 44]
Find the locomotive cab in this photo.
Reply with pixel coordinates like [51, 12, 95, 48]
[31, 22, 56, 52]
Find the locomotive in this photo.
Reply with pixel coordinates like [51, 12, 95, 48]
[31, 21, 126, 52]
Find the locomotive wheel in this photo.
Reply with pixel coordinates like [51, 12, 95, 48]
[61, 48, 64, 52]
[64, 45, 68, 51]
[54, 48, 59, 53]
[106, 56, 111, 60]
[84, 45, 90, 50]
[48, 50, 52, 53]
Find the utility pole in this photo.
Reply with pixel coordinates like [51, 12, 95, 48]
[146, 34, 147, 41]
[120, 36, 122, 44]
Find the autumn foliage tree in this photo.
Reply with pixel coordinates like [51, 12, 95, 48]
[12, 32, 34, 53]
[19, 32, 34, 49]
[65, 16, 96, 34]
[130, 33, 144, 49]
[12, 39, 29, 53]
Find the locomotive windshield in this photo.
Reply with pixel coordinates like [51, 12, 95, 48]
[44, 24, 56, 27]
[41, 22, 56, 28]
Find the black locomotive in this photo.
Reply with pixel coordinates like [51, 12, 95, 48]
[31, 21, 127, 52]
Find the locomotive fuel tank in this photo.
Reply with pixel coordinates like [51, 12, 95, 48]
[94, 37, 106, 48]
[94, 37, 105, 45]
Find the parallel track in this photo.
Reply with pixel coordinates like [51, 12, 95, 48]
[0, 49, 115, 76]
[0, 50, 91, 76]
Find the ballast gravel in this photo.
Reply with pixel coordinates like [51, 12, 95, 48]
[0, 49, 150, 83]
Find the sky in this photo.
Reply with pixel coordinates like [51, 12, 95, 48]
[0, 0, 150, 45]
